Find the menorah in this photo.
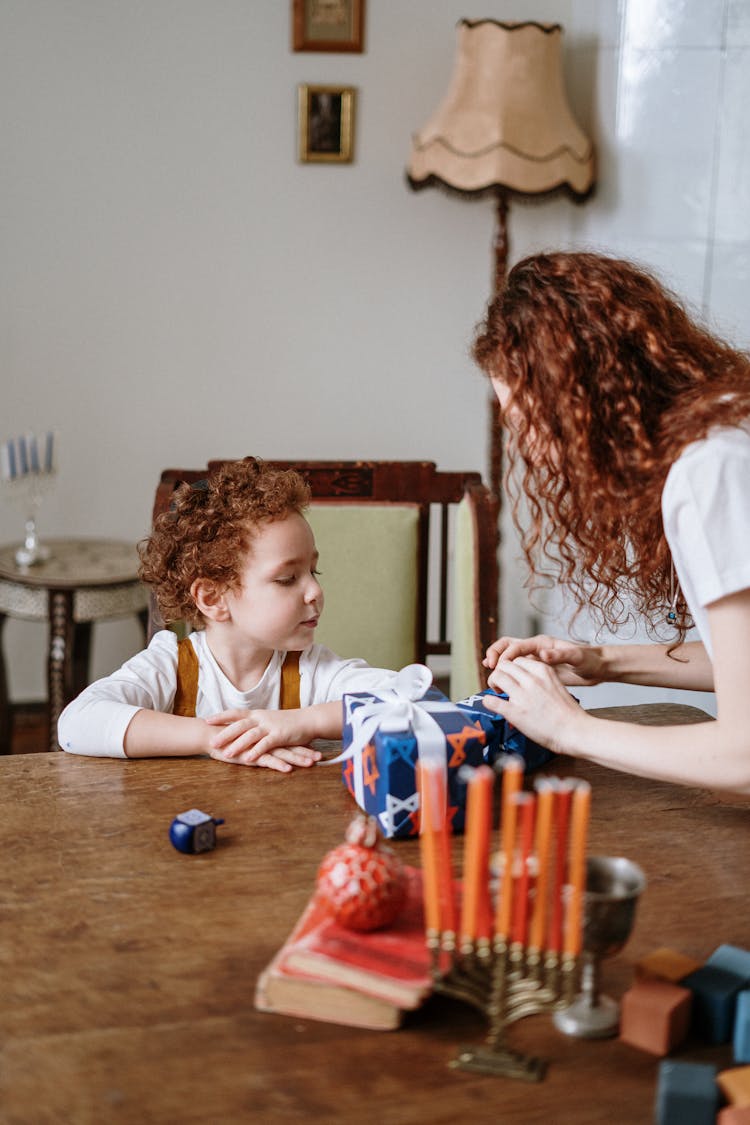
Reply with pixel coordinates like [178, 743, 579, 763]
[0, 432, 56, 566]
[417, 758, 590, 1080]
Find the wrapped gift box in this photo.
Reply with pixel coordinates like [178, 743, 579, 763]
[340, 684, 488, 839]
[456, 690, 556, 774]
[334, 667, 555, 840]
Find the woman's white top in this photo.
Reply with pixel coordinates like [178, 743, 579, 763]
[662, 422, 750, 658]
[58, 629, 396, 757]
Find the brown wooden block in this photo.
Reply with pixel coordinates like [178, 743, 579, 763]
[718, 1066, 750, 1107]
[718, 1107, 750, 1124]
[635, 947, 703, 983]
[619, 977, 692, 1056]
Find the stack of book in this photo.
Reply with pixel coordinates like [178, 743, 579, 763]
[255, 866, 434, 1030]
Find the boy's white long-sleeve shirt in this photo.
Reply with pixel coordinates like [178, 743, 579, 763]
[58, 629, 397, 757]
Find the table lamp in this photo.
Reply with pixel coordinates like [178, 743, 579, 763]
[406, 18, 595, 501]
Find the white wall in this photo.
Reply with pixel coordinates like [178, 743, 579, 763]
[1, 0, 748, 709]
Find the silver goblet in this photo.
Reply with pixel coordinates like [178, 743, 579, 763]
[553, 855, 647, 1039]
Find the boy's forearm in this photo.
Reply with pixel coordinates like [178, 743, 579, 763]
[599, 640, 714, 691]
[123, 708, 212, 758]
[301, 701, 344, 741]
[123, 701, 344, 759]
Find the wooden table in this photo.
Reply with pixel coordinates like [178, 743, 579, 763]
[0, 538, 148, 753]
[1, 705, 746, 1124]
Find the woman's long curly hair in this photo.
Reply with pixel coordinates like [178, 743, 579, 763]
[138, 458, 311, 629]
[473, 251, 750, 637]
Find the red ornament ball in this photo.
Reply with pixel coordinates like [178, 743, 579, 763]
[316, 815, 407, 931]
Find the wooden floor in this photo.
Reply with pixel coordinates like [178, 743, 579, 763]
[7, 705, 49, 754]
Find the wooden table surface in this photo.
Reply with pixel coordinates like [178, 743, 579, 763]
[1, 704, 747, 1124]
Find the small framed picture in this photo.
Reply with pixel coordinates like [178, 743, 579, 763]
[298, 85, 356, 164]
[292, 0, 365, 53]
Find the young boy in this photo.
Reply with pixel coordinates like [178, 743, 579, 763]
[58, 458, 396, 771]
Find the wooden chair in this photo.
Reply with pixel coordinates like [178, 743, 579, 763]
[149, 460, 499, 698]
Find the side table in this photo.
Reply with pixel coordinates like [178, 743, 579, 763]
[0, 539, 149, 752]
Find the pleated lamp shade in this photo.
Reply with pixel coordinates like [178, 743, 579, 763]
[406, 19, 595, 199]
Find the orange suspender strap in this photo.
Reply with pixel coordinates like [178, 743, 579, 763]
[279, 650, 301, 710]
[173, 637, 301, 717]
[173, 636, 200, 717]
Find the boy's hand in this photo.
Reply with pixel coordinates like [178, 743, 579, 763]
[205, 707, 323, 767]
[211, 742, 321, 772]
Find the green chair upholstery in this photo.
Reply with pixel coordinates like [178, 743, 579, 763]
[306, 503, 420, 671]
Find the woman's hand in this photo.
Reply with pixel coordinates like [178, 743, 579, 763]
[205, 707, 322, 769]
[485, 634, 607, 688]
[482, 656, 585, 756]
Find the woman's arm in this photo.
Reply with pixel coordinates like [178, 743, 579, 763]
[486, 635, 714, 691]
[594, 640, 713, 690]
[484, 589, 750, 795]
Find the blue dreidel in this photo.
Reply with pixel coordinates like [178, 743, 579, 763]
[654, 1060, 719, 1125]
[169, 808, 224, 854]
[735, 990, 750, 1064]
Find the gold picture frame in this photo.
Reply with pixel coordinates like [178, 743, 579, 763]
[292, 0, 365, 53]
[298, 85, 356, 164]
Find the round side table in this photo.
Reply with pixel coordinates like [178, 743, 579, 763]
[0, 538, 149, 752]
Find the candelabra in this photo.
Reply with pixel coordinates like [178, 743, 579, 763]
[417, 758, 617, 1080]
[429, 929, 580, 1080]
[1, 433, 56, 567]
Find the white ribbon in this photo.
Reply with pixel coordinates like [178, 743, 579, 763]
[325, 663, 457, 824]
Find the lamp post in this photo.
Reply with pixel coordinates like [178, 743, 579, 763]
[406, 18, 596, 503]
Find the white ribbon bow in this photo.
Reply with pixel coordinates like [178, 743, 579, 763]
[325, 663, 457, 825]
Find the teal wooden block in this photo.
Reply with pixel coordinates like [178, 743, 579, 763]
[735, 990, 750, 1064]
[708, 945, 750, 986]
[683, 964, 744, 1044]
[655, 1061, 719, 1125]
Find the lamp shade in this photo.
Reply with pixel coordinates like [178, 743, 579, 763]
[407, 19, 595, 199]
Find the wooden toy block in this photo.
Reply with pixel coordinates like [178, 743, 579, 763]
[682, 964, 744, 1044]
[635, 947, 703, 983]
[718, 1107, 750, 1125]
[619, 977, 692, 1056]
[709, 946, 750, 986]
[718, 1065, 750, 1107]
[735, 991, 750, 1064]
[654, 1060, 719, 1125]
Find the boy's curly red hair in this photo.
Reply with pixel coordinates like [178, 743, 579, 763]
[473, 251, 750, 637]
[138, 458, 311, 628]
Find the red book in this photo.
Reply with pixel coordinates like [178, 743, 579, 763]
[255, 866, 435, 1029]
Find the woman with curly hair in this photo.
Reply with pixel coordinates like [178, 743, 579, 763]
[58, 458, 395, 770]
[475, 251, 750, 794]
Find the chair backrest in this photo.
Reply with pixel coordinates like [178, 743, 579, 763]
[149, 460, 499, 696]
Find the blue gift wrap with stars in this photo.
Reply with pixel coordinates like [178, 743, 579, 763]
[329, 665, 555, 840]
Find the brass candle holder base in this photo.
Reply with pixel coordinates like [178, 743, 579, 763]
[427, 931, 580, 1080]
[450, 1043, 547, 1082]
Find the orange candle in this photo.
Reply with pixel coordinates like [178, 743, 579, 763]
[459, 764, 494, 946]
[528, 779, 554, 952]
[494, 757, 523, 940]
[510, 792, 536, 946]
[417, 762, 441, 934]
[499, 756, 523, 840]
[563, 781, 591, 958]
[547, 779, 573, 953]
[430, 761, 455, 936]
